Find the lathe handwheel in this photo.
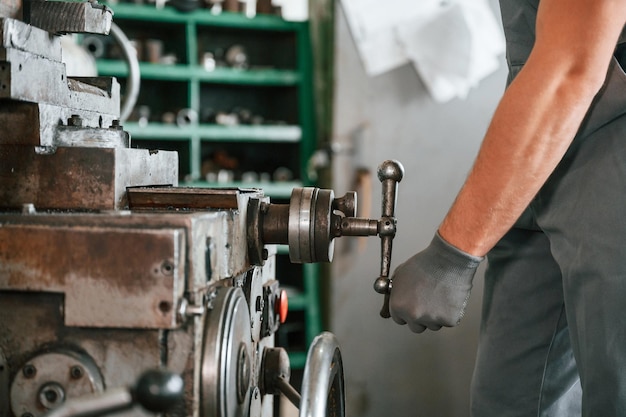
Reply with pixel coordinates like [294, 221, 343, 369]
[200, 287, 253, 417]
[299, 332, 345, 417]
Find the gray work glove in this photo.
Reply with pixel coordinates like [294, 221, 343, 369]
[389, 232, 483, 333]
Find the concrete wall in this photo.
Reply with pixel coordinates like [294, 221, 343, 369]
[328, 2, 507, 416]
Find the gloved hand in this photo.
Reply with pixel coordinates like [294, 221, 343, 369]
[389, 232, 483, 333]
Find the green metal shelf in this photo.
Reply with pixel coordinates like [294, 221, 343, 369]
[288, 352, 307, 369]
[126, 123, 195, 140]
[126, 122, 301, 142]
[190, 67, 300, 86]
[97, 61, 300, 85]
[97, 61, 191, 81]
[107, 3, 304, 31]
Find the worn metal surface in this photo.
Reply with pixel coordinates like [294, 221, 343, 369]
[29, 1, 112, 35]
[0, 208, 235, 414]
[0, 202, 255, 304]
[0, 222, 186, 329]
[0, 47, 120, 115]
[0, 102, 121, 147]
[10, 350, 105, 417]
[0, 19, 120, 135]
[128, 187, 264, 211]
[0, 197, 278, 416]
[0, 17, 62, 61]
[0, 292, 162, 417]
[0, 146, 178, 210]
[54, 124, 130, 148]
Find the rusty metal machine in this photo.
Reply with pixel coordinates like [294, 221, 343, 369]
[0, 2, 403, 417]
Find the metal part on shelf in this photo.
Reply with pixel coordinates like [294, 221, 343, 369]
[177, 108, 199, 126]
[82, 35, 106, 59]
[225, 44, 249, 69]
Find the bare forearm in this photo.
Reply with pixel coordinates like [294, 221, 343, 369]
[438, 0, 626, 256]
[439, 67, 598, 256]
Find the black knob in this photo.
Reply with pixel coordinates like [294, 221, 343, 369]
[133, 369, 184, 413]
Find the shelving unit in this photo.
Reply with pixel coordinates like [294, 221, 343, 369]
[92, 2, 321, 371]
[93, 3, 316, 186]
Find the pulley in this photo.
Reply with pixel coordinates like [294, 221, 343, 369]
[200, 286, 255, 417]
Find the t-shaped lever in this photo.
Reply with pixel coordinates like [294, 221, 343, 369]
[372, 160, 404, 318]
[247, 160, 404, 317]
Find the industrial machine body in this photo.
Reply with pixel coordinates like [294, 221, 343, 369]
[0, 2, 402, 416]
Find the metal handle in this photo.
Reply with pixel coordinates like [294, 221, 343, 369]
[44, 369, 183, 417]
[373, 160, 404, 318]
[109, 22, 140, 123]
[299, 332, 345, 417]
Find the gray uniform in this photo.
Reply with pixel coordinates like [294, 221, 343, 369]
[470, 1, 626, 416]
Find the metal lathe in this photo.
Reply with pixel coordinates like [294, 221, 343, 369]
[0, 2, 403, 416]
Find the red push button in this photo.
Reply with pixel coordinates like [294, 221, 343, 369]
[276, 289, 288, 324]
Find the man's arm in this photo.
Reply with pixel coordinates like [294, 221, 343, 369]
[439, 0, 626, 257]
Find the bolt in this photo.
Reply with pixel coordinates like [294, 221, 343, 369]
[161, 260, 174, 276]
[262, 249, 268, 260]
[22, 203, 36, 214]
[109, 119, 123, 130]
[255, 296, 264, 312]
[68, 114, 83, 127]
[23, 364, 36, 378]
[38, 382, 66, 409]
[70, 365, 84, 379]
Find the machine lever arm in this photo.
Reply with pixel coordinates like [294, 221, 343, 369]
[372, 160, 404, 318]
[44, 369, 183, 417]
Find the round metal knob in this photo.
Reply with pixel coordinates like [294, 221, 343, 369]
[134, 369, 184, 413]
[373, 276, 390, 294]
[377, 160, 404, 183]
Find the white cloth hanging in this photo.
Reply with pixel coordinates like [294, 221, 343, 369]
[341, 0, 505, 102]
